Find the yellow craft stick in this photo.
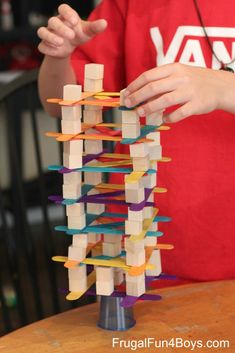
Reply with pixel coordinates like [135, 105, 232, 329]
[101, 153, 131, 159]
[125, 171, 146, 184]
[95, 183, 167, 193]
[127, 246, 155, 276]
[130, 208, 159, 242]
[90, 160, 131, 168]
[52, 256, 67, 263]
[66, 271, 96, 301]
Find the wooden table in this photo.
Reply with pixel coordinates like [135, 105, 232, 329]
[1, 280, 234, 352]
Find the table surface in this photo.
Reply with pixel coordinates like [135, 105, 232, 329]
[1, 280, 234, 353]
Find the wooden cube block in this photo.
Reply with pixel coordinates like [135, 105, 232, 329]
[144, 236, 157, 246]
[124, 238, 144, 253]
[121, 110, 139, 124]
[96, 280, 114, 296]
[62, 183, 81, 199]
[69, 277, 87, 292]
[128, 208, 144, 222]
[83, 110, 103, 124]
[146, 249, 162, 276]
[126, 273, 145, 284]
[84, 78, 103, 92]
[124, 176, 143, 189]
[102, 242, 121, 257]
[67, 214, 86, 230]
[126, 250, 145, 266]
[61, 106, 82, 121]
[146, 111, 163, 126]
[66, 203, 85, 217]
[63, 84, 82, 101]
[64, 140, 83, 155]
[126, 278, 145, 297]
[88, 233, 101, 243]
[125, 188, 145, 203]
[146, 131, 160, 144]
[68, 246, 86, 261]
[63, 171, 82, 185]
[68, 264, 86, 279]
[96, 266, 114, 281]
[61, 119, 81, 134]
[87, 203, 105, 215]
[84, 172, 102, 185]
[132, 156, 150, 172]
[63, 153, 83, 169]
[84, 140, 103, 154]
[84, 98, 102, 111]
[144, 206, 154, 219]
[122, 123, 140, 138]
[149, 222, 158, 231]
[114, 268, 124, 285]
[103, 234, 121, 243]
[85, 63, 104, 79]
[125, 219, 143, 235]
[72, 234, 88, 248]
[130, 143, 149, 158]
[142, 173, 156, 188]
[148, 192, 154, 202]
[149, 145, 162, 161]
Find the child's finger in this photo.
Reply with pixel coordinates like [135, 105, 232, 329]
[58, 3, 80, 27]
[37, 27, 64, 46]
[48, 16, 75, 40]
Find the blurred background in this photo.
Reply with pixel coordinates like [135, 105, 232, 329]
[0, 0, 100, 336]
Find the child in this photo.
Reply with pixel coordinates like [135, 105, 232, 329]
[38, 1, 235, 282]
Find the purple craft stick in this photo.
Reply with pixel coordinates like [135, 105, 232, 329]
[120, 295, 138, 307]
[48, 195, 63, 202]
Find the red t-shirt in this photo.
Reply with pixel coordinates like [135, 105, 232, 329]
[71, 0, 235, 281]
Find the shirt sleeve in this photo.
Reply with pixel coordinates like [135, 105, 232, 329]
[71, 0, 127, 91]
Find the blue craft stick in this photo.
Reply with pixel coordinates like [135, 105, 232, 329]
[146, 231, 163, 237]
[154, 216, 172, 222]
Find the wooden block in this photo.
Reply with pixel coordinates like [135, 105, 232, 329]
[66, 203, 85, 217]
[68, 246, 86, 261]
[61, 106, 82, 121]
[96, 266, 114, 281]
[68, 264, 86, 279]
[114, 268, 124, 285]
[128, 208, 144, 222]
[87, 203, 105, 215]
[69, 277, 87, 292]
[121, 110, 139, 124]
[103, 234, 121, 243]
[144, 236, 157, 246]
[67, 213, 86, 230]
[125, 188, 145, 203]
[96, 280, 114, 296]
[132, 156, 150, 172]
[148, 192, 154, 202]
[124, 176, 143, 189]
[64, 140, 83, 155]
[130, 142, 149, 158]
[63, 172, 82, 185]
[84, 172, 102, 185]
[85, 63, 104, 80]
[142, 173, 156, 188]
[84, 140, 103, 154]
[146, 249, 162, 276]
[126, 250, 145, 266]
[124, 238, 144, 253]
[63, 153, 83, 169]
[126, 273, 145, 283]
[120, 89, 126, 106]
[61, 119, 81, 134]
[88, 233, 101, 243]
[62, 183, 81, 199]
[144, 206, 154, 219]
[149, 145, 162, 161]
[102, 242, 121, 257]
[122, 123, 140, 138]
[148, 222, 158, 231]
[126, 277, 145, 297]
[84, 98, 102, 111]
[63, 84, 82, 100]
[84, 78, 103, 92]
[72, 234, 88, 248]
[146, 111, 163, 126]
[146, 131, 160, 144]
[125, 219, 143, 235]
[83, 110, 103, 124]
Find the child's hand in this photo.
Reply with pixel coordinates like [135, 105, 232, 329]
[37, 4, 107, 58]
[124, 63, 235, 123]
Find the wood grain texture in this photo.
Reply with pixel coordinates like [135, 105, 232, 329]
[1, 280, 234, 353]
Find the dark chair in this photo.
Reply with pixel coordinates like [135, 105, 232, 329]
[0, 69, 91, 335]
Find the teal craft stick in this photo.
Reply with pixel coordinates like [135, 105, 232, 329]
[146, 231, 163, 237]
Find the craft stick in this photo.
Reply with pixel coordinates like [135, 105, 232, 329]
[66, 271, 96, 301]
[130, 208, 159, 242]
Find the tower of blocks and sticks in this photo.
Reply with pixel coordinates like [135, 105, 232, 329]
[47, 63, 174, 307]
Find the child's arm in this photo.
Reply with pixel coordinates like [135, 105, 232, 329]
[37, 4, 107, 117]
